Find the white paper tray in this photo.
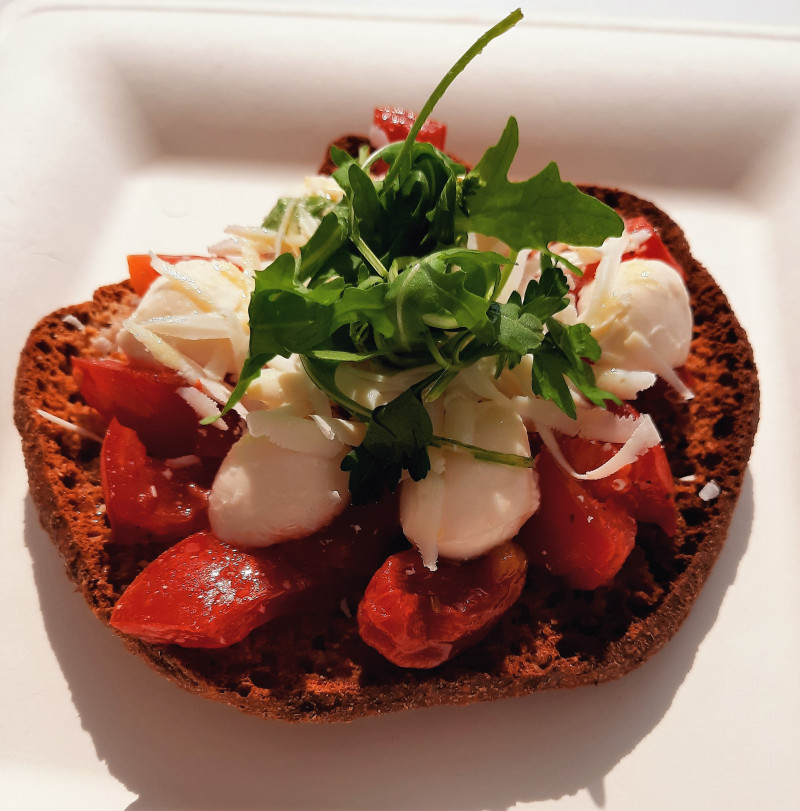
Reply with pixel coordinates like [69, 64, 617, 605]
[1, 3, 799, 809]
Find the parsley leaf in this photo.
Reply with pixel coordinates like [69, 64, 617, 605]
[341, 388, 433, 504]
[530, 319, 619, 418]
[483, 294, 544, 357]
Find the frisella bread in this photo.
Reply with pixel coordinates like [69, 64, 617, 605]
[13, 15, 758, 721]
[13, 180, 759, 722]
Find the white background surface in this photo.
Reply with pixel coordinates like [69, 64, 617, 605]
[1, 2, 799, 810]
[2, 0, 800, 28]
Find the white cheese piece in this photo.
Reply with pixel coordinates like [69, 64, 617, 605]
[591, 368, 658, 401]
[197, 377, 248, 419]
[578, 255, 693, 399]
[334, 363, 435, 411]
[61, 314, 84, 331]
[165, 455, 201, 469]
[209, 432, 350, 547]
[242, 355, 331, 419]
[513, 392, 643, 445]
[309, 414, 367, 447]
[400, 396, 539, 568]
[117, 257, 253, 383]
[90, 334, 114, 355]
[537, 415, 661, 481]
[177, 386, 227, 429]
[699, 480, 721, 501]
[303, 175, 344, 202]
[35, 409, 102, 442]
[246, 408, 346, 457]
[210, 177, 342, 262]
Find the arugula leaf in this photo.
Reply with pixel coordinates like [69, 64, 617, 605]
[382, 8, 524, 188]
[348, 162, 388, 253]
[383, 250, 503, 349]
[247, 253, 343, 358]
[334, 284, 395, 339]
[372, 142, 468, 266]
[295, 207, 352, 285]
[222, 8, 629, 498]
[457, 117, 624, 251]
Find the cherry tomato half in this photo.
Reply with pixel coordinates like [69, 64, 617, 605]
[73, 357, 240, 459]
[358, 542, 527, 668]
[373, 106, 447, 151]
[517, 448, 637, 591]
[102, 418, 211, 545]
[111, 497, 401, 648]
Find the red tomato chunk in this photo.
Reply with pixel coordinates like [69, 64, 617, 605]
[101, 418, 211, 545]
[110, 501, 401, 648]
[73, 357, 239, 459]
[110, 531, 316, 648]
[518, 425, 676, 590]
[373, 106, 447, 150]
[558, 431, 677, 537]
[358, 542, 527, 669]
[517, 448, 637, 591]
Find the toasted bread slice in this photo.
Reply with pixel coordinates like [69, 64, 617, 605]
[14, 177, 759, 722]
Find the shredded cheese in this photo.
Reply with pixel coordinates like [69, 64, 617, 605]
[536, 416, 661, 481]
[36, 409, 102, 442]
[309, 414, 367, 447]
[61, 314, 84, 331]
[165, 455, 201, 469]
[698, 480, 721, 501]
[177, 387, 227, 430]
[246, 408, 346, 457]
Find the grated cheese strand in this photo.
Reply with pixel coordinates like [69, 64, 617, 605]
[36, 409, 103, 442]
[536, 415, 661, 481]
[177, 387, 228, 431]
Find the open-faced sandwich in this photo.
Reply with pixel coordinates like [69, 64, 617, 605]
[14, 11, 758, 722]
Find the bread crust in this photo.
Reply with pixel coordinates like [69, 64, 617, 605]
[14, 184, 759, 722]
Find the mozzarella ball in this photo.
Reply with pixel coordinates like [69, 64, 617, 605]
[209, 433, 349, 547]
[400, 398, 539, 568]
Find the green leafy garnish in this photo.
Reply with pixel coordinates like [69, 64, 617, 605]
[224, 9, 624, 502]
[262, 195, 337, 231]
[456, 119, 622, 252]
[342, 388, 433, 505]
